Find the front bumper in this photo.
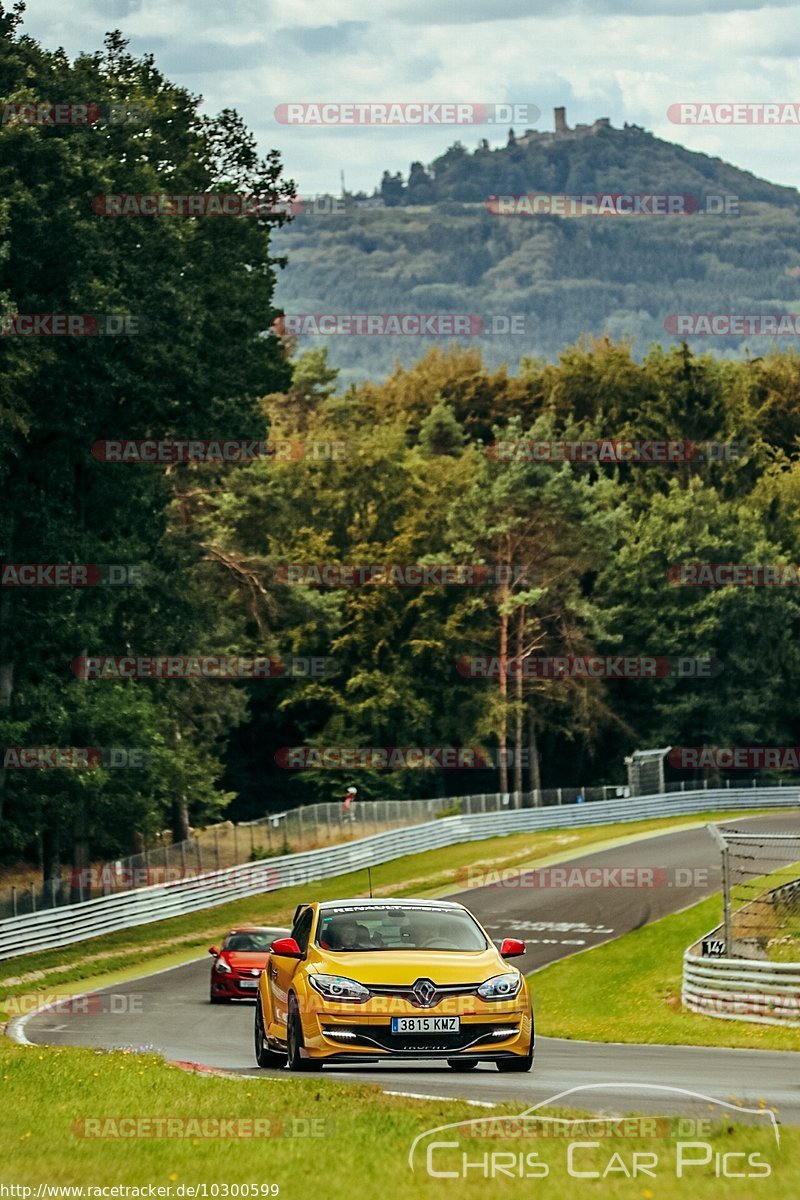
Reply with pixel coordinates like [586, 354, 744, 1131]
[300, 996, 533, 1061]
[210, 973, 262, 1000]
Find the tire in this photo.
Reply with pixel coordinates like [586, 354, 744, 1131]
[286, 997, 322, 1072]
[209, 993, 228, 1005]
[447, 1058, 478, 1070]
[495, 1046, 534, 1073]
[254, 997, 287, 1069]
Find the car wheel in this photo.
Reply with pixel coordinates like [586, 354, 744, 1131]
[447, 1058, 478, 1070]
[254, 998, 287, 1069]
[209, 993, 228, 1005]
[495, 1047, 534, 1073]
[286, 997, 322, 1072]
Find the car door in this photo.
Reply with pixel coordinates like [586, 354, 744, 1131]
[267, 906, 314, 1037]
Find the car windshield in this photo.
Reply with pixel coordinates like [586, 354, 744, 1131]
[316, 906, 487, 951]
[223, 932, 273, 952]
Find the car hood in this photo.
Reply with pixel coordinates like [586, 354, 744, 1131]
[223, 952, 269, 971]
[311, 947, 509, 984]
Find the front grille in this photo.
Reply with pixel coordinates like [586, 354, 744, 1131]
[322, 1022, 517, 1053]
[367, 982, 481, 1008]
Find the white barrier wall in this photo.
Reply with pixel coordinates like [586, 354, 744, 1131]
[682, 941, 800, 1026]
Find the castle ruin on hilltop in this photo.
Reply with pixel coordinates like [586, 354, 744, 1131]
[512, 107, 611, 147]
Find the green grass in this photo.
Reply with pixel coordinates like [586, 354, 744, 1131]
[530, 893, 800, 1051]
[1, 808, 786, 1018]
[0, 1038, 796, 1197]
[724, 859, 800, 961]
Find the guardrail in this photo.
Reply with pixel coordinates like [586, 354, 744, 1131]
[4, 774, 786, 919]
[1, 786, 798, 962]
[682, 944, 800, 1027]
[682, 865, 800, 1026]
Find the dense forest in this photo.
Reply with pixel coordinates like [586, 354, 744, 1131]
[2, 8, 800, 886]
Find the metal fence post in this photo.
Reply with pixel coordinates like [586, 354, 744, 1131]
[11, 886, 17, 918]
[721, 842, 732, 956]
[30, 881, 36, 912]
[708, 824, 731, 958]
[557, 788, 562, 805]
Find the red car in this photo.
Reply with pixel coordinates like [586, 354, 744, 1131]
[208, 926, 275, 1003]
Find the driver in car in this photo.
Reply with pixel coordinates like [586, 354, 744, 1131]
[327, 917, 371, 950]
[409, 912, 450, 948]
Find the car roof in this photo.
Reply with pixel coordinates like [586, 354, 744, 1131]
[317, 898, 466, 912]
[226, 925, 273, 933]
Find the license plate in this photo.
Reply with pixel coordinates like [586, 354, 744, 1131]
[390, 1016, 460, 1034]
[238, 979, 258, 988]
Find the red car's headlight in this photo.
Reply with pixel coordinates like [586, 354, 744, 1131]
[214, 958, 233, 975]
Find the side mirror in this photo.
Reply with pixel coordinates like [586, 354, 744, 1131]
[500, 938, 526, 959]
[208, 946, 220, 957]
[270, 936, 302, 958]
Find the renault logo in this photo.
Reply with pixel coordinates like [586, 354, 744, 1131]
[412, 978, 438, 1007]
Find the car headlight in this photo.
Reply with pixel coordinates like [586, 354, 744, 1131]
[477, 973, 521, 1001]
[214, 958, 233, 974]
[309, 974, 370, 1002]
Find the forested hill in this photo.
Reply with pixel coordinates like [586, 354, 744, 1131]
[377, 120, 799, 208]
[273, 120, 800, 388]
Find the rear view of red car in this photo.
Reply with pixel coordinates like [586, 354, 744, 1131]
[208, 926, 275, 1003]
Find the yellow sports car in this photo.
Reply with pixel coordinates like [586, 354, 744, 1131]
[254, 897, 533, 1072]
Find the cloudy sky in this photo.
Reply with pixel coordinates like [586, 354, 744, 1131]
[14, 0, 800, 194]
